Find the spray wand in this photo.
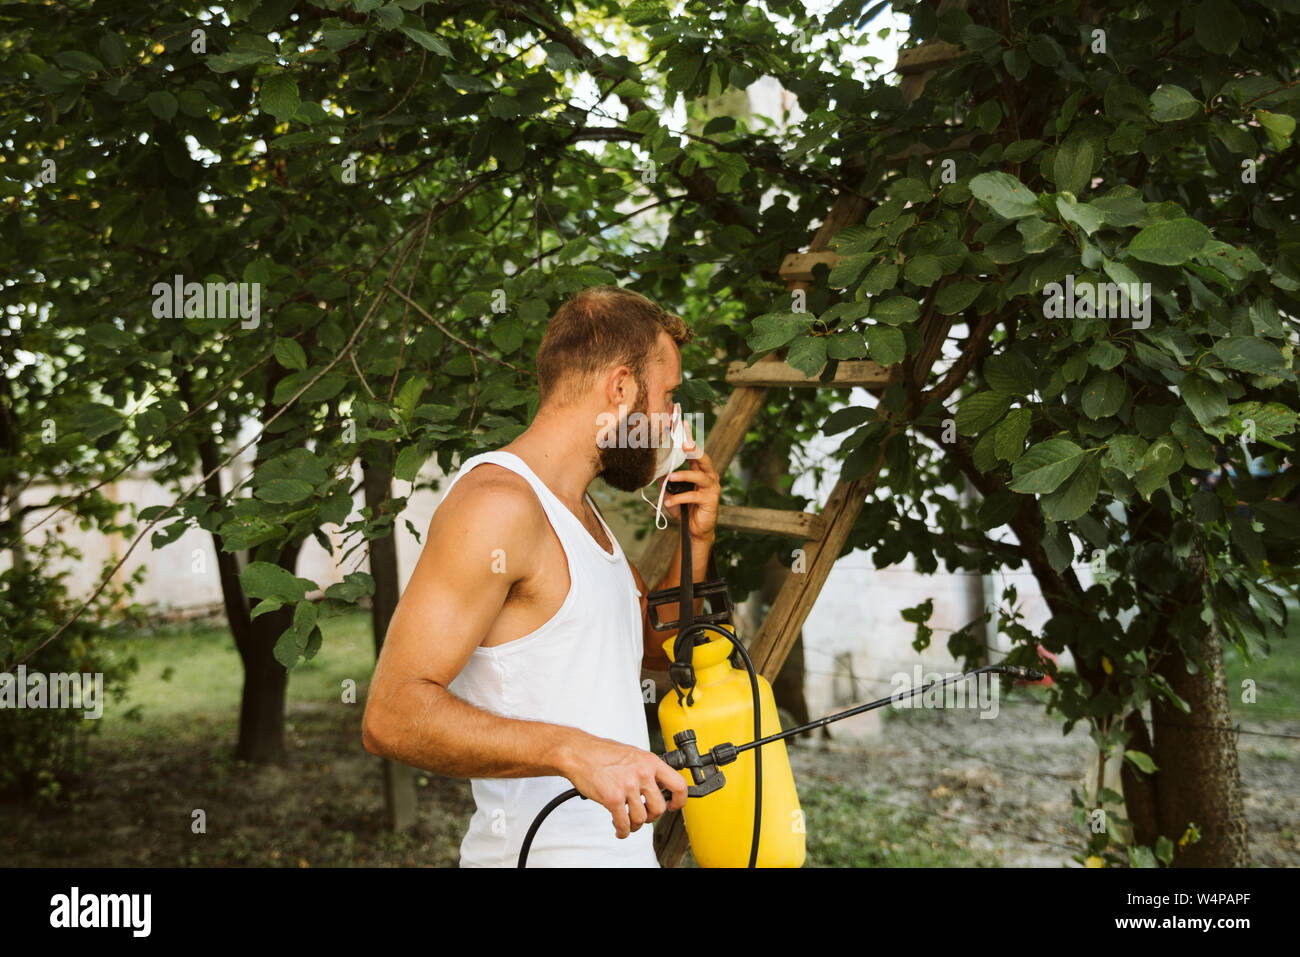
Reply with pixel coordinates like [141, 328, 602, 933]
[517, 491, 1043, 867]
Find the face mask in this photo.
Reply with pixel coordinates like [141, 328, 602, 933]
[640, 402, 692, 530]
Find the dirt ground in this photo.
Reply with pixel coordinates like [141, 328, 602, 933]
[3, 686, 1295, 867]
[795, 696, 1300, 868]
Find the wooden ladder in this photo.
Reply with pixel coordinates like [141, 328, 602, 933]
[641, 7, 973, 866]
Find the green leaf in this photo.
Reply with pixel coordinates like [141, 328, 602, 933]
[1010, 438, 1086, 494]
[1081, 372, 1126, 420]
[825, 331, 870, 360]
[954, 391, 1012, 436]
[394, 445, 427, 482]
[864, 325, 906, 366]
[75, 403, 124, 440]
[1041, 521, 1073, 572]
[828, 253, 871, 287]
[400, 26, 452, 56]
[1257, 110, 1296, 149]
[1053, 137, 1094, 194]
[994, 407, 1031, 462]
[322, 28, 367, 50]
[1092, 194, 1149, 228]
[821, 302, 872, 325]
[260, 73, 300, 123]
[240, 561, 312, 602]
[903, 254, 941, 286]
[1041, 454, 1099, 522]
[374, 3, 404, 27]
[147, 90, 178, 121]
[394, 375, 427, 419]
[786, 335, 828, 377]
[490, 125, 524, 169]
[1212, 336, 1288, 375]
[969, 171, 1040, 219]
[748, 312, 805, 352]
[1017, 217, 1062, 253]
[273, 337, 308, 371]
[1125, 219, 1212, 265]
[1149, 84, 1199, 123]
[888, 176, 932, 204]
[256, 478, 314, 504]
[1124, 749, 1158, 774]
[207, 50, 271, 73]
[99, 33, 128, 68]
[1056, 195, 1103, 236]
[1229, 401, 1299, 448]
[870, 296, 920, 325]
[1171, 418, 1217, 470]
[860, 263, 899, 296]
[1134, 436, 1184, 499]
[1180, 374, 1230, 433]
[1088, 340, 1125, 370]
[1104, 435, 1148, 477]
[57, 50, 104, 73]
[1155, 836, 1175, 865]
[1195, 0, 1245, 55]
[490, 318, 525, 354]
[984, 352, 1035, 395]
[1212, 119, 1256, 155]
[934, 281, 982, 315]
[823, 405, 874, 436]
[1003, 139, 1046, 163]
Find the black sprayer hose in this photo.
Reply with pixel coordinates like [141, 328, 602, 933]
[517, 787, 581, 868]
[516, 621, 764, 869]
[515, 661, 1043, 866]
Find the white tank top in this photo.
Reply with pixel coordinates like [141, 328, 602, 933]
[442, 450, 659, 867]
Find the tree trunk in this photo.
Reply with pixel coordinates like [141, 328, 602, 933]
[1150, 600, 1251, 865]
[362, 446, 418, 830]
[234, 594, 294, 764]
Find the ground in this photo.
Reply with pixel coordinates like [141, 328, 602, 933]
[2, 611, 1296, 867]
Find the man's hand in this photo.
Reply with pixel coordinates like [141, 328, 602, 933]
[562, 734, 689, 839]
[662, 428, 720, 542]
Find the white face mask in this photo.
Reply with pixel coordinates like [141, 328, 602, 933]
[640, 402, 692, 530]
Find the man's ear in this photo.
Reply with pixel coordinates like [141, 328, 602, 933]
[605, 363, 637, 408]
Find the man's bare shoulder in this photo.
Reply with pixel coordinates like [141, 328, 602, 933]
[434, 463, 545, 541]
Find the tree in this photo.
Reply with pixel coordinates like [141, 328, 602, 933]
[5, 0, 1295, 868]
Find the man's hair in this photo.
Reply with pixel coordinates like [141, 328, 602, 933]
[536, 286, 694, 406]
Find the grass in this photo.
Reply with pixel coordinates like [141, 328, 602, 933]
[800, 777, 985, 867]
[7, 598, 1295, 867]
[1223, 597, 1300, 721]
[101, 611, 375, 741]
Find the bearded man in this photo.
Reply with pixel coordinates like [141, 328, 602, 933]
[362, 285, 721, 867]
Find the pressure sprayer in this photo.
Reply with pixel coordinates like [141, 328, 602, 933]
[517, 484, 1043, 867]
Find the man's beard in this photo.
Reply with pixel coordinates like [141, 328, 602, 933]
[597, 394, 660, 493]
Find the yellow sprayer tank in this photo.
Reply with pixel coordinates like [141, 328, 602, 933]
[658, 626, 805, 867]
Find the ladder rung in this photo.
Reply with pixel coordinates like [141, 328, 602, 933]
[719, 505, 826, 540]
[895, 42, 966, 76]
[725, 359, 898, 388]
[659, 505, 827, 540]
[779, 251, 841, 282]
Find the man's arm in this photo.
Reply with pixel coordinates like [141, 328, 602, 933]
[362, 469, 686, 838]
[362, 472, 575, 776]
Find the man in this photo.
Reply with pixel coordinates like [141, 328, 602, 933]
[362, 285, 722, 866]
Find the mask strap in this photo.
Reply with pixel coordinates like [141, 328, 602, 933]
[640, 479, 670, 530]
